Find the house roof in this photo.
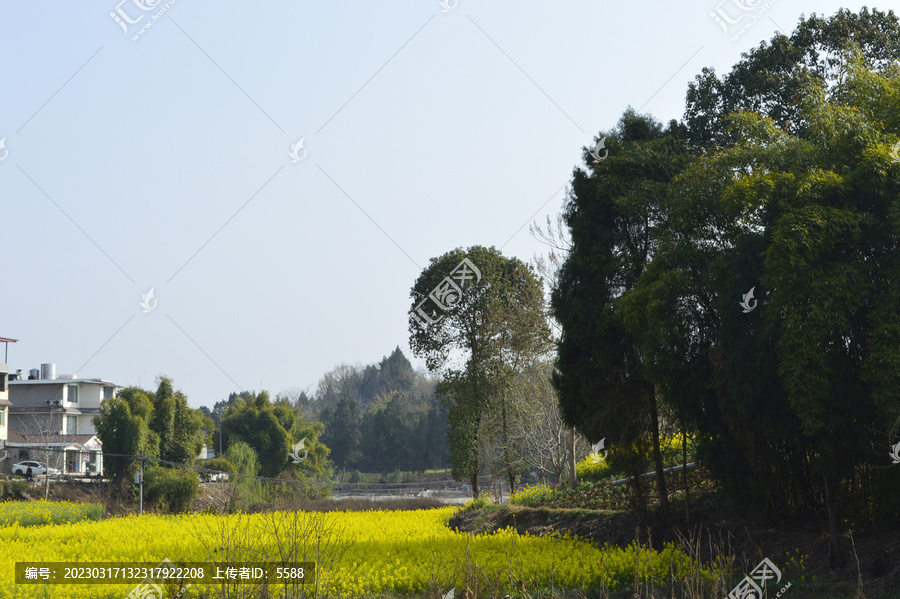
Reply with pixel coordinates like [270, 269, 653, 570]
[6, 427, 101, 447]
[10, 378, 116, 386]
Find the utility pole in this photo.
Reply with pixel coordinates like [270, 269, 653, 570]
[139, 452, 144, 516]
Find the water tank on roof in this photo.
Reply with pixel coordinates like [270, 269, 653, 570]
[29, 369, 40, 380]
[41, 363, 56, 380]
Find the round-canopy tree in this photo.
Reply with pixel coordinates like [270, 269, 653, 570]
[409, 245, 550, 495]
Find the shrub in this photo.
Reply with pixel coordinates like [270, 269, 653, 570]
[0, 480, 28, 501]
[508, 484, 556, 507]
[462, 491, 493, 511]
[142, 467, 200, 513]
[576, 455, 613, 481]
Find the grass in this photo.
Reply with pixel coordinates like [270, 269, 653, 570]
[0, 500, 104, 527]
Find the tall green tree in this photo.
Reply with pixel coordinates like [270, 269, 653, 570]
[147, 376, 204, 466]
[168, 392, 205, 464]
[410, 245, 550, 495]
[150, 377, 176, 461]
[552, 111, 692, 518]
[93, 398, 152, 482]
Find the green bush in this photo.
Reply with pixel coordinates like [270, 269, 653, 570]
[0, 480, 28, 501]
[142, 467, 200, 513]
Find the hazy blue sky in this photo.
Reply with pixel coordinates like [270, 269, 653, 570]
[1, 1, 860, 407]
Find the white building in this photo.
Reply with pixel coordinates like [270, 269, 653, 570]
[8, 363, 117, 437]
[0, 336, 19, 448]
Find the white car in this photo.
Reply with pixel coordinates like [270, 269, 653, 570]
[12, 461, 61, 476]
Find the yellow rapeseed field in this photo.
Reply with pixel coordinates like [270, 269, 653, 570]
[0, 504, 706, 598]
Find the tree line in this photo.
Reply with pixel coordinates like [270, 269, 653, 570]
[311, 348, 451, 475]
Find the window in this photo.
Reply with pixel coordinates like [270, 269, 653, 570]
[66, 415, 77, 435]
[0, 407, 4, 425]
[103, 386, 113, 400]
[67, 385, 78, 403]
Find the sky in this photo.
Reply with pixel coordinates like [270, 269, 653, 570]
[0, 0, 863, 408]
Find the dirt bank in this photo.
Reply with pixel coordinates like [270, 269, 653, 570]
[448, 503, 900, 598]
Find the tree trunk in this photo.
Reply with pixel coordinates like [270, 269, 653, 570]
[630, 465, 649, 520]
[43, 450, 51, 501]
[822, 470, 845, 569]
[649, 392, 670, 519]
[682, 428, 689, 526]
[569, 427, 577, 485]
[501, 396, 515, 493]
[471, 414, 480, 497]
